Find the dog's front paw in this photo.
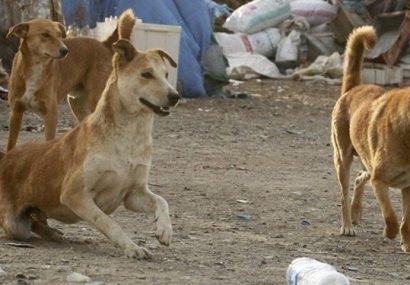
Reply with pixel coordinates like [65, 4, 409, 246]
[125, 245, 153, 259]
[340, 225, 355, 236]
[156, 220, 172, 246]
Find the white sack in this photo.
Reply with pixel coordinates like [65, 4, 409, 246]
[223, 0, 291, 34]
[226, 52, 283, 80]
[214, 28, 281, 57]
[290, 0, 337, 27]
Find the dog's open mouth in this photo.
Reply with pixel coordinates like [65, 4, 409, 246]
[140, 98, 170, 116]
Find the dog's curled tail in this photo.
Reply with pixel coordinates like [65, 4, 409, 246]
[103, 9, 136, 48]
[341, 25, 377, 95]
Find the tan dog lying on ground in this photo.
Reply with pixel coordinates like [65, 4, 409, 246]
[6, 10, 135, 151]
[0, 39, 180, 258]
[332, 25, 410, 252]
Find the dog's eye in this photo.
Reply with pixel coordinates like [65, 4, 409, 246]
[41, 33, 50, 38]
[142, 72, 154, 79]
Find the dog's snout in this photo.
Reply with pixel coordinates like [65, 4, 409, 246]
[168, 92, 180, 106]
[59, 47, 68, 57]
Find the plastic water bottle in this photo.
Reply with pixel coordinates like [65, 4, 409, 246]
[286, 257, 350, 285]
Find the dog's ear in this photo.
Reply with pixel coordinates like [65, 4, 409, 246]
[7, 23, 29, 39]
[57, 22, 66, 38]
[113, 39, 136, 63]
[154, 49, 177, 68]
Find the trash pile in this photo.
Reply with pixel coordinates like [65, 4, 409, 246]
[213, 0, 410, 86]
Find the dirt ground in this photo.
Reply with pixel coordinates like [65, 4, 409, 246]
[0, 79, 409, 285]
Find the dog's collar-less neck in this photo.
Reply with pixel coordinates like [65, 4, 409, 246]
[114, 111, 154, 133]
[19, 56, 51, 82]
[88, 94, 154, 161]
[89, 83, 154, 139]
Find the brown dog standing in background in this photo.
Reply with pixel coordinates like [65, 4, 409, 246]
[332, 25, 410, 252]
[6, 9, 136, 150]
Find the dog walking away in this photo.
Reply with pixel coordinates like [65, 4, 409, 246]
[6, 9, 136, 151]
[332, 25, 410, 252]
[0, 38, 180, 258]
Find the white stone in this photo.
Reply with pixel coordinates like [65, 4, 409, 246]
[0, 267, 6, 277]
[66, 272, 91, 283]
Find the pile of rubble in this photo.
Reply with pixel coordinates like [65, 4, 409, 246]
[213, 0, 410, 86]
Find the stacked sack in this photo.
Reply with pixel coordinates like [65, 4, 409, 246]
[215, 0, 337, 61]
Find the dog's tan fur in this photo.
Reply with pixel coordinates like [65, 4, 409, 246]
[6, 10, 136, 151]
[0, 38, 180, 258]
[332, 26, 410, 251]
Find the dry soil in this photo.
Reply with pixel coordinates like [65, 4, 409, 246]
[0, 80, 409, 285]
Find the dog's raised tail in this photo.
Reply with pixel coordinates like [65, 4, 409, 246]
[341, 26, 377, 94]
[103, 9, 136, 48]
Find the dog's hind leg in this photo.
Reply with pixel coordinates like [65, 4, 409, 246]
[31, 221, 63, 241]
[124, 186, 172, 246]
[2, 211, 33, 240]
[332, 131, 355, 236]
[400, 187, 410, 252]
[351, 170, 370, 225]
[371, 177, 399, 239]
[29, 208, 63, 241]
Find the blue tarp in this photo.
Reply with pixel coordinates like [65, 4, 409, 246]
[61, 0, 212, 98]
[61, 0, 115, 28]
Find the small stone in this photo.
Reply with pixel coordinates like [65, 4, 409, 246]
[235, 214, 253, 221]
[0, 267, 6, 277]
[27, 274, 39, 280]
[24, 126, 35, 132]
[66, 272, 91, 282]
[300, 219, 310, 226]
[346, 266, 359, 272]
[86, 282, 105, 285]
[16, 273, 26, 279]
[17, 279, 29, 285]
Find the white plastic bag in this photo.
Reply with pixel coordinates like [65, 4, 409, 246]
[292, 52, 343, 78]
[214, 28, 281, 57]
[223, 0, 291, 34]
[226, 52, 283, 80]
[287, 257, 350, 285]
[290, 0, 337, 27]
[275, 30, 301, 62]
